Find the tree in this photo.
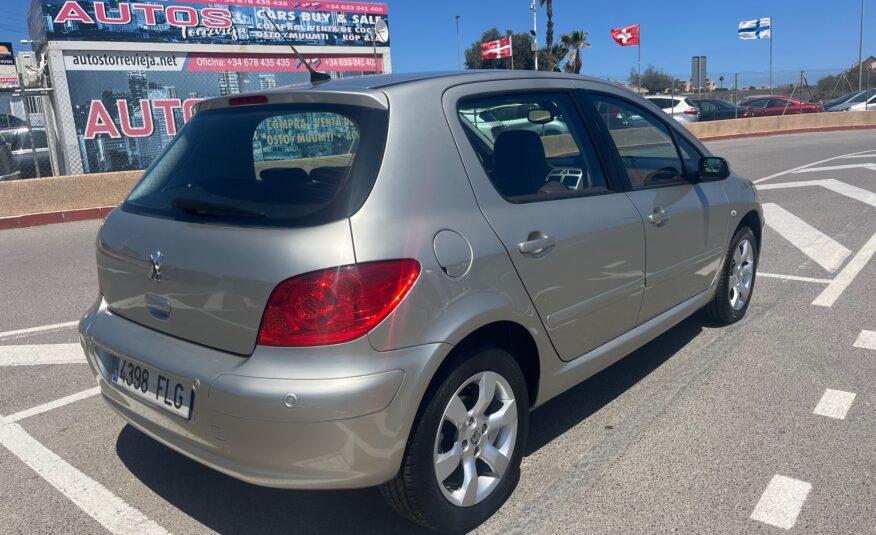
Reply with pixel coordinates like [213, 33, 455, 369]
[559, 30, 590, 74]
[464, 29, 537, 70]
[629, 65, 674, 94]
[541, 43, 569, 72]
[539, 0, 554, 48]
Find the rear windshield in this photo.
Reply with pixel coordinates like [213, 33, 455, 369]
[124, 103, 388, 227]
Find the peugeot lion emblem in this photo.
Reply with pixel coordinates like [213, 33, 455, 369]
[149, 251, 163, 281]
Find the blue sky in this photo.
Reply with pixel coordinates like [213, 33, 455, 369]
[2, 0, 872, 84]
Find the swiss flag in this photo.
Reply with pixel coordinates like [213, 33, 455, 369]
[610, 25, 640, 46]
[480, 36, 513, 60]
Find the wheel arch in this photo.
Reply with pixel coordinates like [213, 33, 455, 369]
[737, 210, 762, 252]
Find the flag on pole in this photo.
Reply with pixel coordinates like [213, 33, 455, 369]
[738, 18, 771, 39]
[480, 36, 513, 60]
[610, 24, 640, 46]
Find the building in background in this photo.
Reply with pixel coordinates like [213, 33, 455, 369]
[26, 0, 391, 175]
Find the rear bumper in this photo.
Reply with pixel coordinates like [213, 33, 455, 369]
[79, 298, 450, 489]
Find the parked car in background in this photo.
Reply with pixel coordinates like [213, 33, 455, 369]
[0, 127, 52, 178]
[78, 71, 762, 533]
[0, 135, 20, 181]
[690, 98, 749, 121]
[739, 96, 823, 117]
[845, 92, 876, 112]
[824, 90, 865, 111]
[827, 89, 876, 112]
[644, 95, 700, 123]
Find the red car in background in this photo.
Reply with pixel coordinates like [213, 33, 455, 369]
[739, 96, 824, 117]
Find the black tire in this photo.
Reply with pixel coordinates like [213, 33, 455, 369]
[706, 225, 758, 324]
[380, 345, 529, 533]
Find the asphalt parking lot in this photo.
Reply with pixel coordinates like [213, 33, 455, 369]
[2, 129, 876, 534]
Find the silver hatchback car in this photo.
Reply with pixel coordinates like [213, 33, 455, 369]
[79, 71, 762, 532]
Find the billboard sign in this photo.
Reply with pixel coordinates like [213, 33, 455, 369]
[63, 50, 380, 173]
[0, 43, 18, 91]
[30, 0, 389, 47]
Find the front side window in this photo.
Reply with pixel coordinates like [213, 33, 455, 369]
[125, 104, 387, 227]
[457, 93, 608, 202]
[589, 94, 686, 189]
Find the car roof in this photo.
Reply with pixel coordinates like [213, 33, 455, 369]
[198, 70, 627, 112]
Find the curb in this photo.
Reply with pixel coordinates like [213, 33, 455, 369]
[0, 207, 115, 231]
[696, 123, 876, 142]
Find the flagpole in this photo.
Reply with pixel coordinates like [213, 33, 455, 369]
[638, 27, 642, 94]
[769, 18, 773, 92]
[510, 34, 515, 70]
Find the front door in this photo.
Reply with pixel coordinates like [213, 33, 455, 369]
[586, 93, 728, 323]
[449, 87, 646, 361]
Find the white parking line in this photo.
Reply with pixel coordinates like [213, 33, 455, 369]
[757, 273, 832, 284]
[0, 344, 85, 367]
[839, 153, 876, 159]
[4, 388, 101, 424]
[750, 475, 812, 530]
[0, 419, 171, 534]
[762, 203, 851, 273]
[753, 149, 876, 184]
[813, 231, 876, 307]
[853, 330, 876, 350]
[756, 179, 876, 209]
[813, 389, 856, 420]
[791, 163, 876, 174]
[0, 321, 79, 342]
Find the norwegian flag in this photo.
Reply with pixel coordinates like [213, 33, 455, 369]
[610, 24, 640, 46]
[480, 36, 513, 60]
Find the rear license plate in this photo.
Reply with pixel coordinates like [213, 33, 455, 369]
[111, 356, 193, 419]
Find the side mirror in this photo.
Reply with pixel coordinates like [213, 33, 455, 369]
[527, 109, 554, 124]
[699, 156, 730, 181]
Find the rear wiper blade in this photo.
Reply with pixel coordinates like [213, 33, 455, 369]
[171, 198, 265, 219]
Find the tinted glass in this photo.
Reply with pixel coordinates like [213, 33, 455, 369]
[649, 98, 672, 109]
[744, 99, 769, 109]
[125, 104, 388, 227]
[6, 129, 48, 151]
[768, 99, 792, 108]
[590, 94, 686, 189]
[458, 93, 608, 202]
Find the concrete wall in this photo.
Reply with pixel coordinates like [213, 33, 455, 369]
[0, 171, 140, 218]
[685, 110, 876, 140]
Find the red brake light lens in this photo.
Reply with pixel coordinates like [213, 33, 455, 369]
[257, 259, 421, 347]
[229, 95, 269, 106]
[684, 108, 700, 115]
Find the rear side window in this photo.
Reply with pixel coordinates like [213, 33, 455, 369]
[457, 93, 609, 202]
[649, 98, 671, 109]
[124, 104, 387, 227]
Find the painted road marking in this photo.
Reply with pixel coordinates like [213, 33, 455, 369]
[813, 389, 856, 419]
[0, 419, 171, 535]
[792, 163, 876, 174]
[0, 321, 79, 342]
[0, 344, 85, 367]
[813, 231, 876, 307]
[762, 203, 851, 273]
[4, 388, 101, 424]
[757, 179, 876, 209]
[853, 330, 876, 350]
[754, 149, 876, 184]
[750, 475, 812, 530]
[757, 273, 832, 284]
[839, 153, 876, 159]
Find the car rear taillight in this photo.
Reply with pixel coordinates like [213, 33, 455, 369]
[257, 259, 421, 347]
[684, 108, 700, 116]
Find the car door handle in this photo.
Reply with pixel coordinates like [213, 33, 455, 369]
[648, 208, 670, 226]
[518, 234, 556, 257]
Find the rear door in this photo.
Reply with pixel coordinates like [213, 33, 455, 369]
[446, 82, 646, 361]
[583, 92, 728, 323]
[98, 100, 388, 355]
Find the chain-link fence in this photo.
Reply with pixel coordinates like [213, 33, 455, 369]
[0, 92, 53, 180]
[605, 66, 876, 105]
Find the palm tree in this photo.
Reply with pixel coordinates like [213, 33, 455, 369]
[544, 43, 569, 72]
[538, 0, 554, 47]
[560, 31, 591, 74]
